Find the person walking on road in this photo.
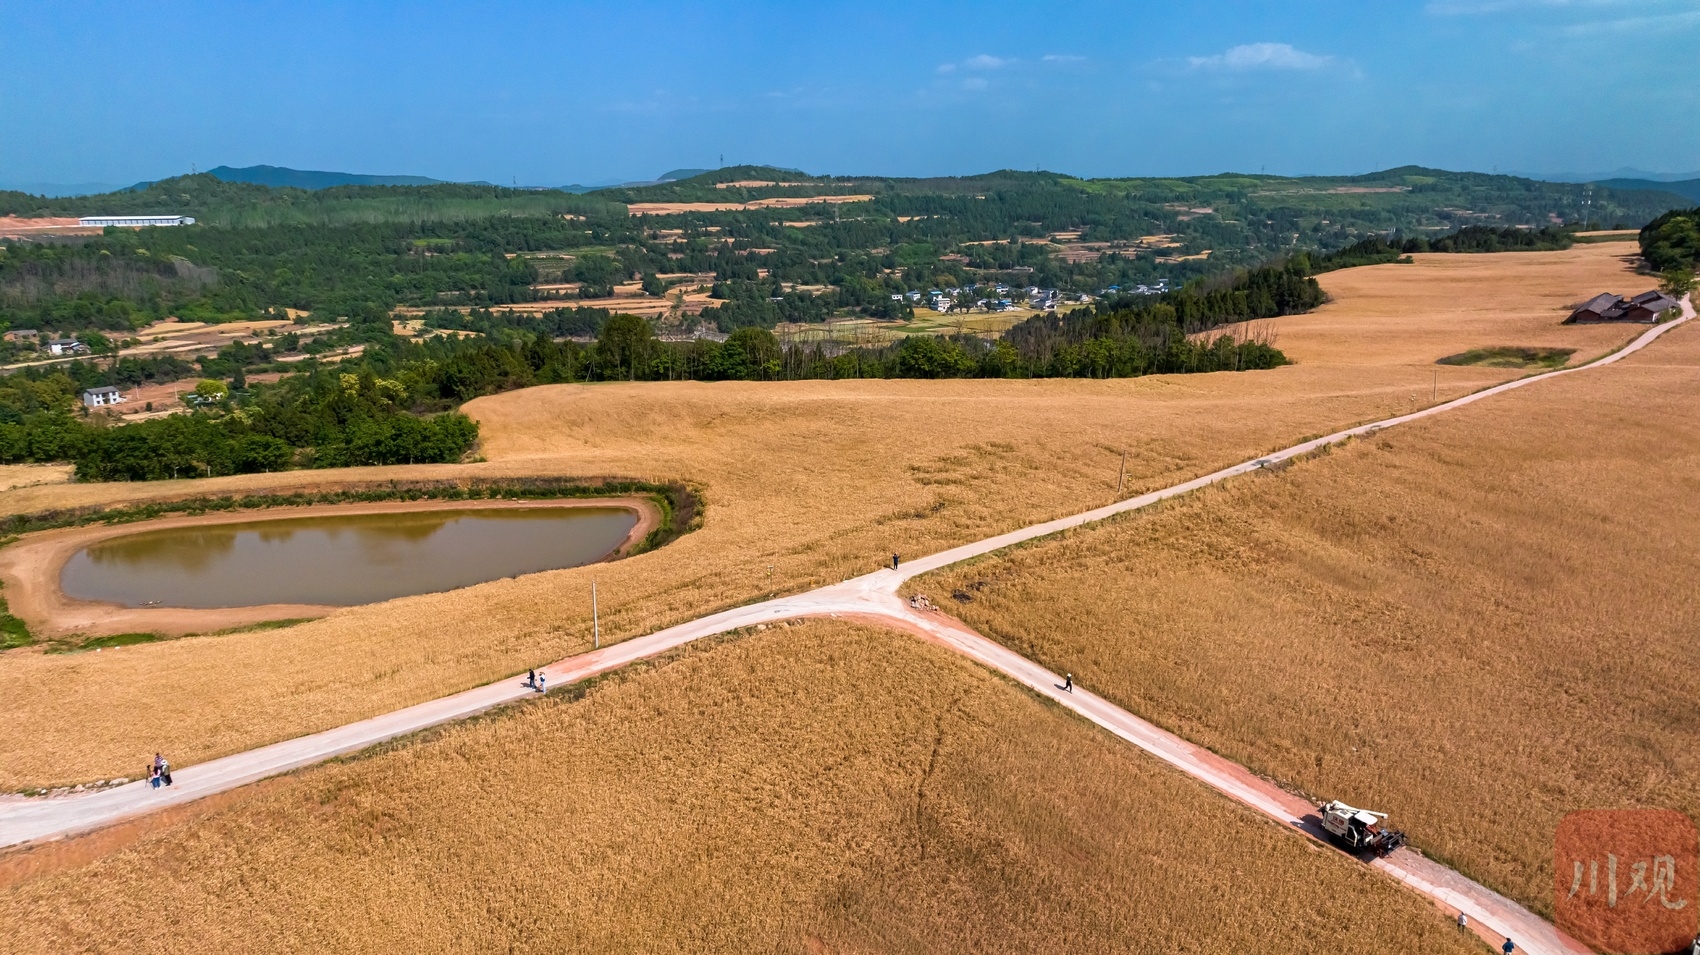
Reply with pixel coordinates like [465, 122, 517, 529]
[1064, 673, 1073, 693]
[527, 668, 536, 689]
[537, 671, 547, 694]
[1502, 938, 1515, 954]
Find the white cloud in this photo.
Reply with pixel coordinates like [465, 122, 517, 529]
[1041, 54, 1086, 63]
[937, 53, 1010, 74]
[1562, 8, 1700, 32]
[1426, 0, 1646, 13]
[1187, 42, 1333, 72]
[1424, 0, 1700, 35]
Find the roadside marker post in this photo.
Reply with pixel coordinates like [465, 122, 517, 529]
[592, 580, 600, 650]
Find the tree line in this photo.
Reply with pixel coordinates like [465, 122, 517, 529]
[1294, 225, 1577, 273]
[0, 357, 477, 481]
[1641, 208, 1700, 275]
[0, 255, 1311, 481]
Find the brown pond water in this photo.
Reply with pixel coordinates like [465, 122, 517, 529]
[59, 508, 638, 609]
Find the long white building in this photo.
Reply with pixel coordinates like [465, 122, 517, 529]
[77, 215, 196, 228]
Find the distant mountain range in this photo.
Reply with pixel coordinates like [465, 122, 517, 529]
[200, 164, 716, 193]
[1514, 167, 1700, 204]
[557, 169, 713, 192]
[2, 165, 725, 198]
[1518, 167, 1700, 184]
[1590, 178, 1700, 204]
[11, 163, 1694, 203]
[0, 180, 130, 198]
[200, 165, 459, 189]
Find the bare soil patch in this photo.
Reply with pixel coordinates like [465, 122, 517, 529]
[0, 217, 100, 239]
[626, 195, 872, 215]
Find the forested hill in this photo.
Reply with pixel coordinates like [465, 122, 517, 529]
[608, 163, 1688, 229]
[0, 165, 1685, 352]
[202, 165, 455, 190]
[0, 174, 621, 228]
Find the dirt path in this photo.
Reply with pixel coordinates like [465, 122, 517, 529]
[0, 497, 661, 638]
[1, 300, 1689, 954]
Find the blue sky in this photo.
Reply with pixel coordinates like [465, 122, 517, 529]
[3, 0, 1697, 188]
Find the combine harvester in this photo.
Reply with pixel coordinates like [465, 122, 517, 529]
[1319, 800, 1407, 857]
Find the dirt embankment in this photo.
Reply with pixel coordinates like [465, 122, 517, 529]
[0, 497, 660, 639]
[626, 195, 873, 215]
[0, 217, 101, 239]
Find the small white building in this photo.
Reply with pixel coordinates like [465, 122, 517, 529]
[49, 339, 86, 356]
[77, 215, 196, 228]
[82, 386, 126, 408]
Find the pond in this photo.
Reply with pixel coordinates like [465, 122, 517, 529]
[59, 507, 638, 609]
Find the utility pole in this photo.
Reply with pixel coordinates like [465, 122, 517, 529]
[1116, 450, 1127, 498]
[592, 580, 600, 650]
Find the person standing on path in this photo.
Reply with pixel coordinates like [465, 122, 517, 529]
[527, 668, 536, 689]
[1502, 939, 1515, 955]
[537, 671, 546, 694]
[160, 758, 172, 787]
[1064, 673, 1073, 693]
[892, 553, 900, 571]
[149, 764, 161, 789]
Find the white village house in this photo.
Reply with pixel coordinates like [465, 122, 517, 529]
[81, 386, 126, 408]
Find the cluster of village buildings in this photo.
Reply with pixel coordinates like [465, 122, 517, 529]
[894, 284, 1089, 314]
[1101, 278, 1172, 296]
[2, 329, 91, 356]
[1567, 289, 1683, 324]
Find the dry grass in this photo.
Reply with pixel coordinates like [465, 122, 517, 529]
[0, 464, 72, 494]
[0, 243, 1644, 788]
[914, 320, 1700, 916]
[0, 620, 1482, 955]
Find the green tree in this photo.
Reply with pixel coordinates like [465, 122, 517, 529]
[594, 314, 656, 381]
[1659, 267, 1695, 300]
[194, 379, 228, 402]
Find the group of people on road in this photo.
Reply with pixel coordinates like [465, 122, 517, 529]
[148, 752, 172, 789]
[526, 669, 547, 694]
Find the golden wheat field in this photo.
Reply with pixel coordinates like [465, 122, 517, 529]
[0, 620, 1483, 955]
[913, 319, 1700, 917]
[0, 243, 1643, 788]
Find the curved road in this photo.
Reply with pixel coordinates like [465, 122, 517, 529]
[3, 300, 1690, 954]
